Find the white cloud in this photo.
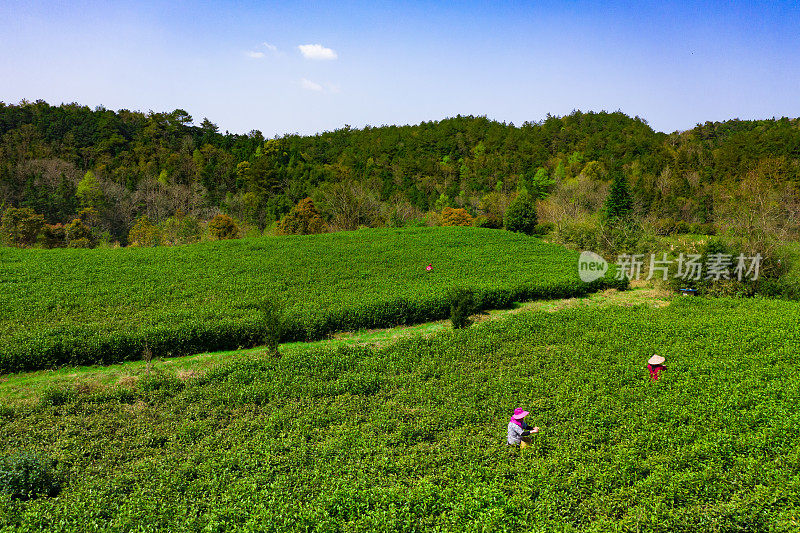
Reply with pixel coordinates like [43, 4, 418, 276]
[247, 43, 282, 59]
[298, 44, 338, 60]
[301, 78, 324, 92]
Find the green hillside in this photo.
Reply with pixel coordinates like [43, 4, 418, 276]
[0, 227, 621, 373]
[1, 297, 798, 531]
[3, 101, 799, 245]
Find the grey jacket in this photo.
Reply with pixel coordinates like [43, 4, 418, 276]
[507, 421, 531, 445]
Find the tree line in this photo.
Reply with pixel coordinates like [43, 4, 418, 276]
[1, 99, 799, 247]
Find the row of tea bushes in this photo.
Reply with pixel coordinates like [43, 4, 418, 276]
[1, 227, 625, 372]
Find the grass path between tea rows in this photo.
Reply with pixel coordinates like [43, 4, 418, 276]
[0, 282, 670, 404]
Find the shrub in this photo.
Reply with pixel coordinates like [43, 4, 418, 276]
[41, 223, 66, 248]
[440, 207, 474, 227]
[693, 222, 717, 235]
[208, 214, 240, 240]
[66, 237, 92, 249]
[664, 238, 778, 297]
[759, 277, 800, 300]
[0, 450, 62, 500]
[504, 190, 538, 235]
[39, 386, 76, 407]
[0, 207, 45, 247]
[276, 198, 324, 235]
[423, 211, 442, 226]
[653, 218, 676, 236]
[674, 220, 690, 234]
[176, 215, 202, 244]
[65, 209, 98, 248]
[533, 222, 555, 236]
[387, 210, 405, 228]
[598, 221, 645, 255]
[260, 299, 287, 357]
[557, 221, 600, 250]
[473, 216, 492, 228]
[161, 211, 203, 246]
[406, 217, 427, 228]
[128, 215, 162, 247]
[75, 207, 99, 225]
[449, 288, 477, 329]
[477, 192, 509, 228]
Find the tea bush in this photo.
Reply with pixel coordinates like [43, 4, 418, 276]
[0, 451, 61, 501]
[448, 287, 477, 329]
[259, 299, 287, 357]
[38, 386, 76, 407]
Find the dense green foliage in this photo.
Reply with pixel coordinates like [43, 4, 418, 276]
[0, 451, 60, 502]
[2, 100, 799, 243]
[504, 189, 538, 235]
[127, 215, 161, 247]
[1, 298, 799, 530]
[0, 207, 45, 247]
[0, 451, 61, 502]
[447, 288, 477, 329]
[259, 299, 287, 357]
[0, 227, 624, 373]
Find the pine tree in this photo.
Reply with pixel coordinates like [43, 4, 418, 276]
[602, 172, 633, 224]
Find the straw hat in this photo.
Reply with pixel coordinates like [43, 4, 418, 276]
[648, 354, 665, 365]
[512, 408, 529, 419]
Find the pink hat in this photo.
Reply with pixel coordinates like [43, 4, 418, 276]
[512, 408, 529, 419]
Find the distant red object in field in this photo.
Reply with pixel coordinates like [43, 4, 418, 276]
[426, 263, 432, 272]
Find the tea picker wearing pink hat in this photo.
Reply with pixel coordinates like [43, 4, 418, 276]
[507, 407, 539, 448]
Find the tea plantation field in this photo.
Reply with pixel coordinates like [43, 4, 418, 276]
[2, 297, 800, 531]
[0, 227, 622, 373]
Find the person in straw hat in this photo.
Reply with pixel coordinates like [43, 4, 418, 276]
[647, 354, 666, 381]
[507, 407, 539, 448]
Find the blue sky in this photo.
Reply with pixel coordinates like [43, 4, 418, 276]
[2, 1, 799, 136]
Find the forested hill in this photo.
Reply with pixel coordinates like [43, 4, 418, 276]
[1, 100, 799, 243]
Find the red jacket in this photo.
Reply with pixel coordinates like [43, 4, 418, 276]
[647, 364, 664, 381]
